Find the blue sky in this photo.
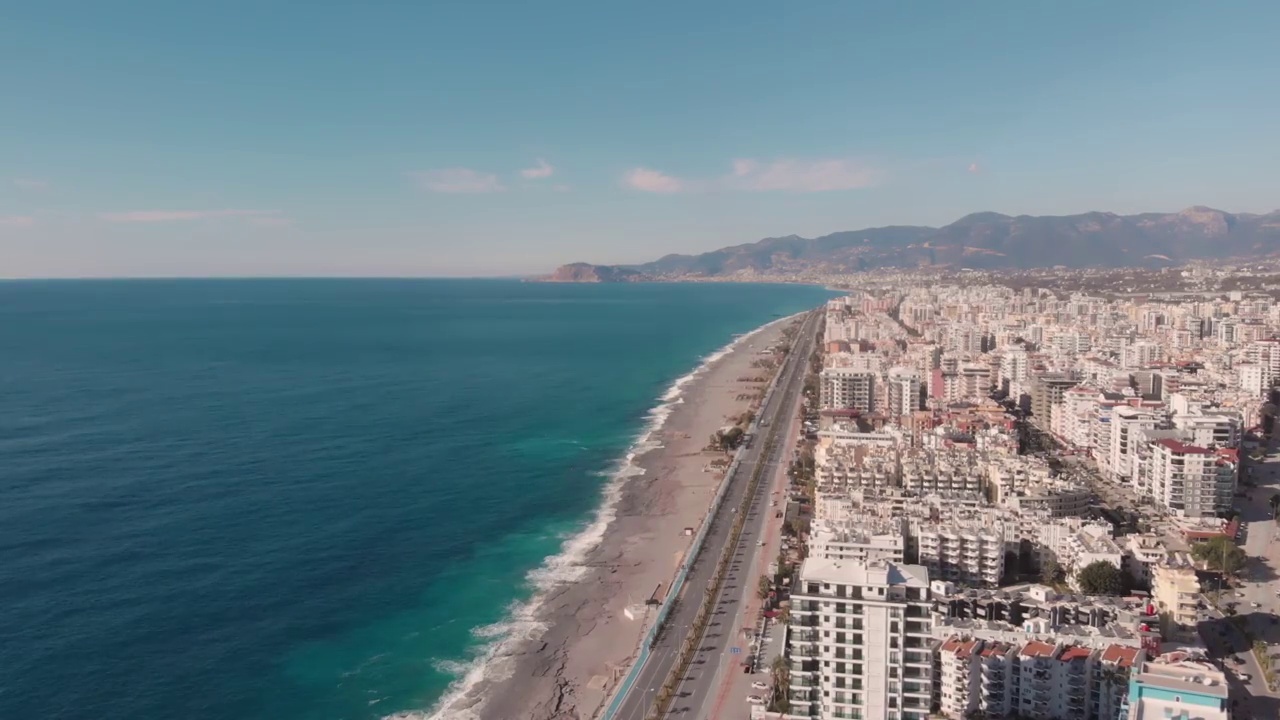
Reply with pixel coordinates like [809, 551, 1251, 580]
[2, 1, 1278, 277]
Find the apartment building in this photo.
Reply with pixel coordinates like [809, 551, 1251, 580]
[1148, 438, 1235, 519]
[1016, 642, 1094, 719]
[1151, 562, 1201, 638]
[789, 559, 934, 720]
[1121, 658, 1229, 720]
[886, 367, 924, 419]
[1109, 407, 1165, 486]
[935, 637, 1142, 720]
[917, 522, 1005, 588]
[809, 523, 906, 564]
[1030, 372, 1079, 428]
[820, 367, 877, 412]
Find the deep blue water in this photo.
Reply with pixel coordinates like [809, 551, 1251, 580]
[0, 279, 833, 720]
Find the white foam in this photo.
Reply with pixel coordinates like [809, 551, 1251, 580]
[394, 313, 800, 720]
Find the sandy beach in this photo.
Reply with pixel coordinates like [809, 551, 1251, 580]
[431, 315, 799, 720]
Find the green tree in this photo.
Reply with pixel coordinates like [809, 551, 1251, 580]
[757, 574, 772, 600]
[1076, 561, 1127, 596]
[1192, 536, 1248, 577]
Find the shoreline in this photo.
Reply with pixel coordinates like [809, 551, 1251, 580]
[407, 312, 803, 720]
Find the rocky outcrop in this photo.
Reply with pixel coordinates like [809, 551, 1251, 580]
[538, 263, 651, 283]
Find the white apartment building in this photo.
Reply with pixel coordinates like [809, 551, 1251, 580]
[1016, 642, 1094, 720]
[789, 559, 934, 720]
[937, 638, 982, 718]
[935, 639, 1140, 720]
[1148, 438, 1235, 519]
[917, 522, 1004, 588]
[1066, 529, 1125, 592]
[809, 524, 905, 564]
[1109, 406, 1165, 486]
[820, 367, 876, 412]
[1239, 361, 1266, 396]
[886, 367, 923, 418]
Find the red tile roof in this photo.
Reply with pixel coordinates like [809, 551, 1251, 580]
[1059, 646, 1093, 663]
[1155, 438, 1213, 455]
[1100, 645, 1141, 669]
[1020, 641, 1057, 659]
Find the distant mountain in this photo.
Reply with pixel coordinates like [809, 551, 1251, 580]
[539, 207, 1280, 281]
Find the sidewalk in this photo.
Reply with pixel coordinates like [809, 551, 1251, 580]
[705, 397, 804, 719]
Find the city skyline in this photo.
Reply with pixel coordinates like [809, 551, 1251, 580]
[2, 1, 1279, 277]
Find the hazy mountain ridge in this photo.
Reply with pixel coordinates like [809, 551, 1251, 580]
[541, 207, 1280, 281]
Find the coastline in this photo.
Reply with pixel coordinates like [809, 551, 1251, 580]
[409, 312, 802, 720]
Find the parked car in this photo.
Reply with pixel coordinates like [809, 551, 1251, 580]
[746, 695, 765, 705]
[751, 681, 768, 690]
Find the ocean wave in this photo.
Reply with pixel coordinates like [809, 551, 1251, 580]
[394, 314, 797, 720]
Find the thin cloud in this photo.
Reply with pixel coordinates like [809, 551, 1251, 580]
[0, 215, 36, 227]
[251, 216, 295, 228]
[968, 162, 981, 174]
[100, 209, 278, 223]
[727, 158, 877, 192]
[14, 178, 49, 190]
[411, 168, 505, 194]
[622, 167, 685, 194]
[520, 159, 554, 179]
[622, 158, 878, 194]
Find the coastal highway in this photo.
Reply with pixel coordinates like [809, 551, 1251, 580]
[613, 309, 820, 720]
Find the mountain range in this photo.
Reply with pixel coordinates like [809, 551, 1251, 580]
[541, 207, 1280, 281]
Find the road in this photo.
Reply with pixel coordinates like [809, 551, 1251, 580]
[1202, 438, 1280, 717]
[612, 310, 820, 720]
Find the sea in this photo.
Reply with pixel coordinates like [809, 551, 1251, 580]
[0, 279, 835, 720]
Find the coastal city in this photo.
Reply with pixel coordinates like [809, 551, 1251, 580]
[699, 265, 1280, 720]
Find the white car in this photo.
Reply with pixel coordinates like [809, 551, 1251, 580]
[746, 695, 766, 705]
[1252, 602, 1262, 609]
[751, 681, 768, 690]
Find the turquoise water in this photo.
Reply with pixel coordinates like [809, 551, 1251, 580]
[0, 279, 833, 720]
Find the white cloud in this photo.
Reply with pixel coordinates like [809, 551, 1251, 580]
[411, 168, 505, 194]
[0, 215, 35, 227]
[725, 158, 877, 192]
[520, 159, 554, 179]
[621, 158, 878, 194]
[14, 178, 49, 190]
[100, 209, 278, 223]
[968, 162, 981, 174]
[621, 167, 685, 194]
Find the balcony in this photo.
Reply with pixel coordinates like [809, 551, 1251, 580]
[904, 652, 931, 666]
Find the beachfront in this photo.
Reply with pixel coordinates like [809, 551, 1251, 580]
[435, 315, 802, 720]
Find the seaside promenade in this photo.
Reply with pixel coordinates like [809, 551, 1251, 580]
[609, 310, 821, 720]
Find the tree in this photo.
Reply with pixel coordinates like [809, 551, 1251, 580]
[1077, 561, 1127, 596]
[1192, 536, 1248, 577]
[757, 574, 772, 600]
[1270, 493, 1280, 515]
[1040, 554, 1063, 586]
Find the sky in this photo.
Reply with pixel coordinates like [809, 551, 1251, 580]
[2, 1, 1279, 277]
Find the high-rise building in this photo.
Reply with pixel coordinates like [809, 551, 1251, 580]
[886, 367, 923, 419]
[1030, 372, 1078, 427]
[788, 559, 934, 720]
[820, 367, 876, 412]
[1148, 438, 1235, 518]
